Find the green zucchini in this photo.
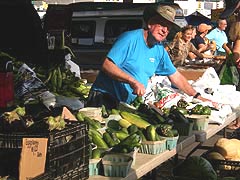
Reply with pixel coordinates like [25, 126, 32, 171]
[146, 125, 156, 141]
[103, 132, 117, 147]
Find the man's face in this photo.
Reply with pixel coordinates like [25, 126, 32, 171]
[219, 19, 227, 31]
[148, 16, 172, 42]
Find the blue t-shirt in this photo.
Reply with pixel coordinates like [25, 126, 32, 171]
[206, 28, 228, 53]
[91, 29, 176, 104]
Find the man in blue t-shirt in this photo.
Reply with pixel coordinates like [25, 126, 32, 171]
[87, 4, 212, 109]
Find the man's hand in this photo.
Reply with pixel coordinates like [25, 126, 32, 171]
[129, 79, 146, 96]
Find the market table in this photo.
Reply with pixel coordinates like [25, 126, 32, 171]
[186, 109, 240, 158]
[88, 110, 240, 180]
[88, 135, 196, 180]
[204, 111, 240, 140]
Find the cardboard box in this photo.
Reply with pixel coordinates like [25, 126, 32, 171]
[177, 67, 207, 81]
[19, 138, 48, 180]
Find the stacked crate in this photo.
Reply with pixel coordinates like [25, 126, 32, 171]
[0, 122, 90, 180]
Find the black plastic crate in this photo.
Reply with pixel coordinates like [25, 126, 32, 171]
[48, 122, 89, 157]
[30, 164, 89, 180]
[0, 122, 90, 179]
[47, 135, 90, 177]
[0, 133, 43, 148]
[30, 172, 51, 180]
[54, 163, 89, 180]
[0, 122, 88, 149]
[229, 128, 240, 139]
[208, 159, 240, 177]
[202, 149, 240, 177]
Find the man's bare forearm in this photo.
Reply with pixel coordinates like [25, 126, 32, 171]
[101, 58, 136, 85]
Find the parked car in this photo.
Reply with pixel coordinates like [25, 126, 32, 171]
[44, 2, 187, 69]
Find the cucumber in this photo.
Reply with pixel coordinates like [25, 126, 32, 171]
[89, 128, 102, 138]
[92, 135, 109, 149]
[114, 131, 129, 141]
[76, 112, 85, 121]
[92, 148, 101, 159]
[91, 130, 109, 149]
[120, 111, 150, 129]
[121, 127, 129, 134]
[146, 125, 156, 141]
[119, 133, 141, 146]
[110, 132, 121, 144]
[103, 132, 117, 147]
[111, 109, 120, 115]
[155, 133, 161, 141]
[101, 105, 109, 118]
[127, 124, 139, 134]
[84, 117, 101, 129]
[136, 129, 147, 142]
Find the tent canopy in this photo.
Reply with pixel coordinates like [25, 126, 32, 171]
[185, 11, 212, 26]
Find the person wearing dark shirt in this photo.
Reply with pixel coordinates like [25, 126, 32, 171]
[191, 23, 214, 53]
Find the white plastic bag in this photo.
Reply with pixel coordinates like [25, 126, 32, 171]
[192, 67, 220, 89]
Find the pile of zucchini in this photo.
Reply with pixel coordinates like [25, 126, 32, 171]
[76, 98, 212, 159]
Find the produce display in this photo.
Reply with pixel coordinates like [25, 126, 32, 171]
[0, 51, 238, 179]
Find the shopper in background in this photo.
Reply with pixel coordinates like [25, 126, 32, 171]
[226, 20, 240, 129]
[191, 23, 215, 54]
[166, 25, 213, 67]
[206, 19, 230, 55]
[222, 8, 240, 129]
[228, 16, 240, 67]
[87, 5, 213, 109]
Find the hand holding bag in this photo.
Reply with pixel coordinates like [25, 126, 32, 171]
[219, 53, 239, 86]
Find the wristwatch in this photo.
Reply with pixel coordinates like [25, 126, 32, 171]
[193, 92, 201, 99]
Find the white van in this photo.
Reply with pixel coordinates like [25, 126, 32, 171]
[45, 2, 187, 69]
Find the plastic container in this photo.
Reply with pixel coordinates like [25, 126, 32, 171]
[30, 164, 89, 180]
[89, 158, 101, 176]
[160, 135, 179, 150]
[173, 120, 194, 136]
[127, 148, 138, 166]
[186, 115, 209, 131]
[173, 176, 198, 180]
[203, 149, 240, 177]
[102, 154, 133, 177]
[139, 139, 166, 155]
[0, 122, 90, 179]
[54, 163, 89, 180]
[30, 172, 51, 180]
[106, 148, 138, 167]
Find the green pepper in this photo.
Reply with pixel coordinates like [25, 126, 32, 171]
[176, 107, 188, 115]
[191, 104, 204, 114]
[131, 96, 143, 109]
[177, 99, 189, 108]
[201, 106, 211, 115]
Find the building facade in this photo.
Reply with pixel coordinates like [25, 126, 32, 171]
[174, 0, 224, 18]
